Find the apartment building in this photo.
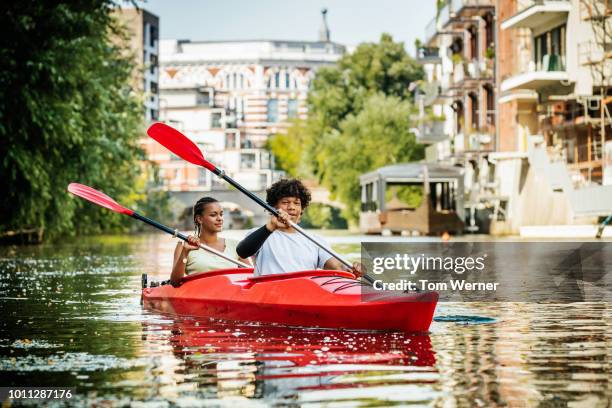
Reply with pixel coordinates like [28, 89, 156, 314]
[145, 12, 345, 192]
[499, 0, 611, 183]
[493, 0, 612, 233]
[420, 0, 497, 161]
[112, 8, 160, 123]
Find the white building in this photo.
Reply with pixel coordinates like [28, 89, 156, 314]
[147, 11, 346, 192]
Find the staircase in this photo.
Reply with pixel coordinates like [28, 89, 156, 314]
[528, 138, 612, 217]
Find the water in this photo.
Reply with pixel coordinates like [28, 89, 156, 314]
[0, 233, 609, 406]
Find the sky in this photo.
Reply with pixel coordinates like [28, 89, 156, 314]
[137, 0, 436, 54]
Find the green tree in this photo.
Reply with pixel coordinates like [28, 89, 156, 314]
[0, 2, 146, 239]
[279, 34, 425, 223]
[266, 119, 308, 177]
[319, 94, 424, 221]
[301, 203, 348, 229]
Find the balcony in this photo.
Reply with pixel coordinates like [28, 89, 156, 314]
[500, 54, 570, 93]
[416, 119, 448, 144]
[501, 0, 571, 30]
[439, 0, 494, 29]
[451, 0, 495, 17]
[451, 59, 494, 87]
[416, 47, 441, 64]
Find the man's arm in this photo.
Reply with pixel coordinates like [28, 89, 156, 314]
[236, 225, 273, 258]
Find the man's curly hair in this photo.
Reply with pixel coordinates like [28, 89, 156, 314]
[266, 178, 311, 211]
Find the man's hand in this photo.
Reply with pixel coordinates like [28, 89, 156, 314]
[266, 209, 291, 231]
[351, 262, 365, 278]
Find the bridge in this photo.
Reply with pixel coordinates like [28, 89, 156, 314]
[169, 184, 344, 227]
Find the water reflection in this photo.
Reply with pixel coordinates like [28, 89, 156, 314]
[140, 317, 437, 404]
[0, 234, 609, 406]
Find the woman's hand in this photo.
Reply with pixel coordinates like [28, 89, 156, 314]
[266, 209, 291, 231]
[182, 235, 200, 252]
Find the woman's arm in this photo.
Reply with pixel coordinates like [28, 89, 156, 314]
[171, 236, 199, 286]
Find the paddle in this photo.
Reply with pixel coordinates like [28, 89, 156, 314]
[147, 122, 373, 284]
[67, 183, 250, 268]
[596, 214, 611, 239]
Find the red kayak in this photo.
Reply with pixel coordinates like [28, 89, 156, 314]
[142, 269, 438, 332]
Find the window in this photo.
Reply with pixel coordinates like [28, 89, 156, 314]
[150, 25, 157, 47]
[285, 73, 290, 89]
[150, 81, 158, 94]
[198, 169, 208, 185]
[150, 54, 157, 74]
[469, 93, 479, 130]
[484, 85, 494, 126]
[469, 25, 478, 60]
[261, 151, 271, 169]
[196, 91, 210, 106]
[241, 153, 256, 169]
[150, 109, 158, 121]
[287, 99, 299, 118]
[534, 24, 566, 71]
[211, 112, 222, 128]
[274, 72, 280, 88]
[267, 99, 279, 123]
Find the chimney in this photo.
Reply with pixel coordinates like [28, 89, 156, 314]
[318, 8, 330, 42]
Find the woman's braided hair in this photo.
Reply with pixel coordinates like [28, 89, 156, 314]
[193, 197, 219, 236]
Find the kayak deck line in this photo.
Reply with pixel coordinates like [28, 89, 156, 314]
[142, 269, 438, 332]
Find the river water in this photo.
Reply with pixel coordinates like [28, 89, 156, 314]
[0, 233, 609, 407]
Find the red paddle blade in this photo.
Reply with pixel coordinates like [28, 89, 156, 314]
[147, 122, 216, 171]
[67, 183, 134, 216]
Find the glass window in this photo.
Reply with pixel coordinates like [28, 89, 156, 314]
[150, 25, 157, 47]
[196, 91, 210, 106]
[287, 99, 299, 119]
[150, 81, 158, 94]
[267, 99, 279, 123]
[285, 73, 290, 89]
[261, 151, 270, 169]
[211, 112, 222, 128]
[149, 54, 157, 74]
[241, 153, 256, 169]
[198, 168, 208, 185]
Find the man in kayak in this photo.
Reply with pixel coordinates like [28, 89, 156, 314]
[236, 179, 363, 277]
[171, 197, 250, 285]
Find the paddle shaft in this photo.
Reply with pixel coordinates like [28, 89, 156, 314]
[131, 212, 250, 268]
[210, 168, 374, 284]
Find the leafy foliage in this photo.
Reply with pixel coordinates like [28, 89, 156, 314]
[301, 203, 348, 229]
[266, 119, 308, 177]
[0, 2, 148, 239]
[275, 34, 425, 223]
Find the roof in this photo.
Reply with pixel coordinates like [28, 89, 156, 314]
[360, 163, 464, 184]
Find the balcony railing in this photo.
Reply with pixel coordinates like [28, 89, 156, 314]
[416, 47, 441, 63]
[451, 0, 495, 13]
[417, 119, 448, 144]
[451, 59, 494, 85]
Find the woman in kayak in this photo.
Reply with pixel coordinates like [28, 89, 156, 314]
[171, 197, 249, 285]
[236, 179, 362, 277]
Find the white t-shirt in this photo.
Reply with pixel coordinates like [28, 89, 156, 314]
[247, 229, 334, 276]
